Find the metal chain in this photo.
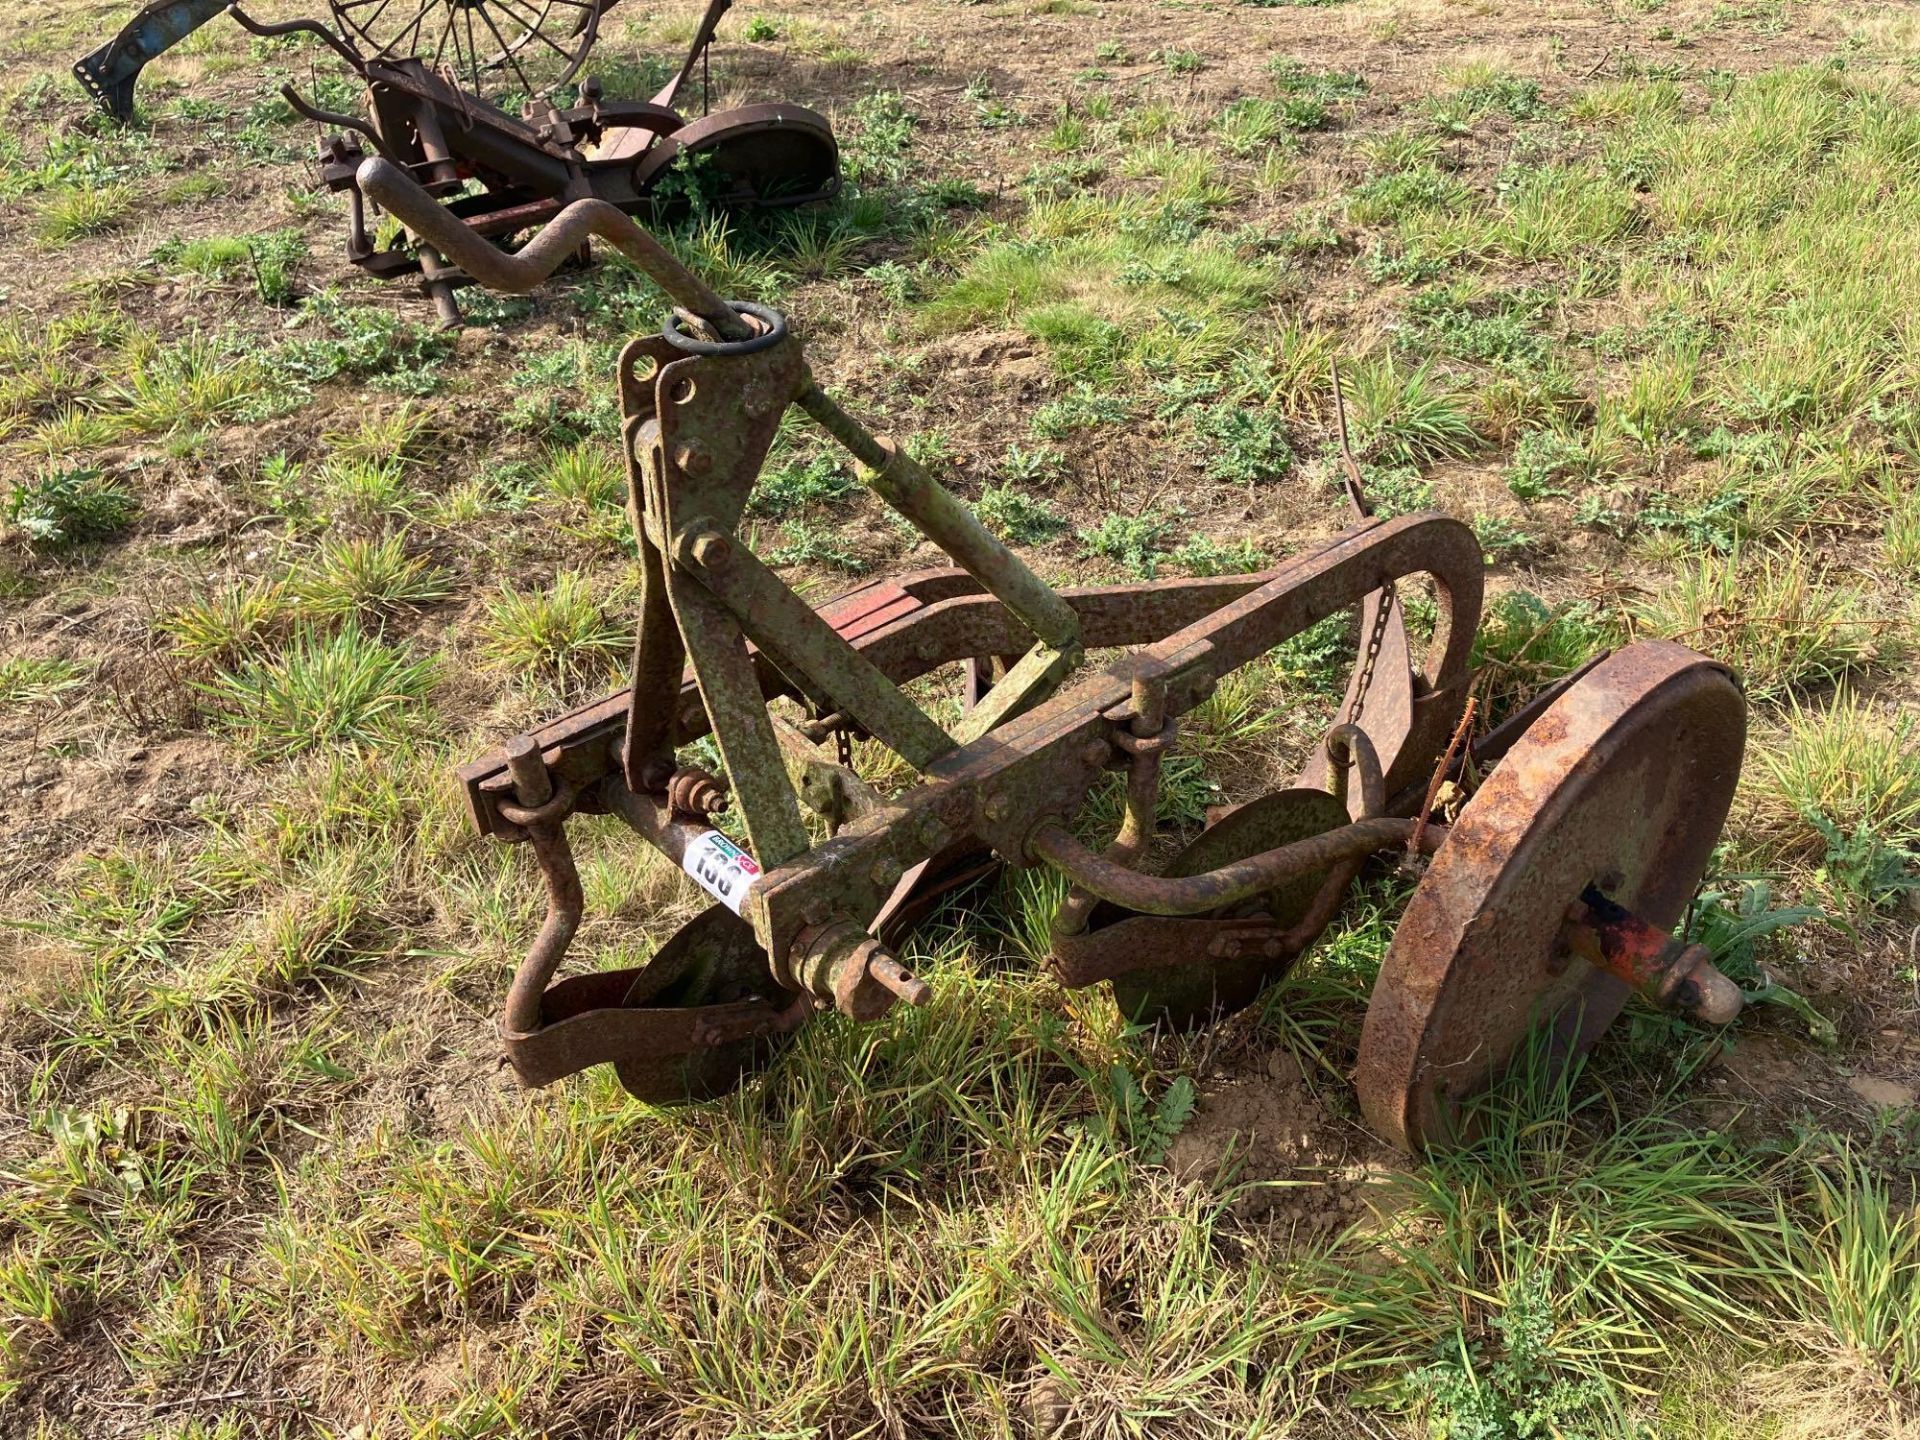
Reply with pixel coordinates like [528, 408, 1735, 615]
[1345, 582, 1396, 729]
[1329, 355, 1395, 733]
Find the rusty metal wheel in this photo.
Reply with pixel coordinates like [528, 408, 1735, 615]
[331, 0, 602, 99]
[1074, 787, 1353, 1029]
[1354, 641, 1745, 1151]
[632, 103, 841, 209]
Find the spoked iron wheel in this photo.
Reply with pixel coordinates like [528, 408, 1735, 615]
[331, 0, 603, 99]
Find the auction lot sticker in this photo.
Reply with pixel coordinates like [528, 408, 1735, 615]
[682, 831, 761, 914]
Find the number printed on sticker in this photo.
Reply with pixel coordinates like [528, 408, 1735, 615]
[682, 830, 762, 914]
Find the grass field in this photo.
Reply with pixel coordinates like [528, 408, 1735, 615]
[2, 0, 1919, 1435]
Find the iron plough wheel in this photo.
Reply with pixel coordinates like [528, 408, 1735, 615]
[1355, 641, 1747, 1149]
[331, 0, 603, 99]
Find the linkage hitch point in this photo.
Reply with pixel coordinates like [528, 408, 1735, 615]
[792, 922, 933, 1021]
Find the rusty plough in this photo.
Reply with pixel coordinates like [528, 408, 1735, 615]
[362, 158, 1750, 1150]
[81, 0, 836, 325]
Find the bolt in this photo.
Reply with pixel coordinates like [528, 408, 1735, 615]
[917, 813, 949, 848]
[983, 792, 1011, 823]
[791, 922, 923, 1022]
[870, 855, 903, 889]
[673, 442, 712, 476]
[666, 766, 729, 817]
[502, 734, 552, 808]
[690, 530, 733, 569]
[867, 951, 933, 1008]
[1082, 737, 1112, 769]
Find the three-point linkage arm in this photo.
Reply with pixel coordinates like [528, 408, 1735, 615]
[358, 157, 1087, 767]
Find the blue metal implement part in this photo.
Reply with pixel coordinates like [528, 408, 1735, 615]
[73, 0, 229, 121]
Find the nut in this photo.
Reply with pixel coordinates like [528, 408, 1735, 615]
[690, 530, 733, 569]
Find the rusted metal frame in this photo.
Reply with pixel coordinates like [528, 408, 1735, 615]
[640, 358, 814, 867]
[1032, 817, 1445, 918]
[601, 777, 733, 871]
[494, 739, 585, 1039]
[1144, 519, 1480, 814]
[774, 715, 884, 832]
[1380, 653, 1609, 818]
[617, 339, 687, 793]
[369, 61, 578, 185]
[958, 511, 1476, 871]
[627, 329, 821, 865]
[466, 508, 1470, 851]
[1284, 725, 1388, 954]
[743, 513, 1482, 975]
[952, 642, 1076, 745]
[829, 422, 1084, 654]
[358, 157, 748, 336]
[503, 972, 794, 1085]
[790, 385, 1085, 732]
[1051, 671, 1177, 940]
[659, 577, 812, 868]
[458, 571, 1285, 839]
[675, 531, 958, 771]
[1051, 726, 1392, 990]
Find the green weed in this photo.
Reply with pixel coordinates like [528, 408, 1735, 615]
[1427, 65, 1547, 132]
[35, 182, 134, 243]
[976, 485, 1068, 544]
[478, 572, 632, 689]
[1631, 547, 1890, 701]
[160, 579, 288, 666]
[201, 623, 436, 758]
[106, 333, 265, 435]
[150, 228, 305, 305]
[1750, 690, 1920, 869]
[750, 453, 857, 517]
[0, 656, 85, 707]
[290, 534, 452, 622]
[1343, 353, 1480, 464]
[3, 466, 136, 548]
[1194, 404, 1294, 484]
[768, 520, 867, 572]
[1079, 511, 1175, 578]
[1470, 591, 1615, 729]
[1170, 535, 1265, 576]
[279, 296, 452, 391]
